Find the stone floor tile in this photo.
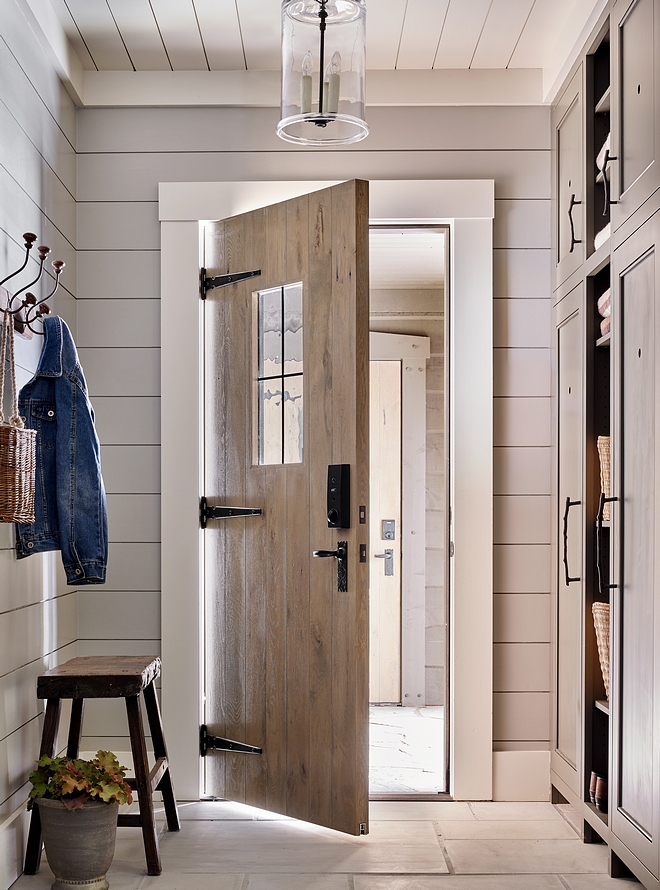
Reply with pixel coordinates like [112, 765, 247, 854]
[355, 876, 565, 890]
[560, 875, 641, 889]
[469, 802, 564, 821]
[437, 819, 577, 839]
[367, 821, 440, 844]
[245, 876, 350, 890]
[444, 838, 609, 874]
[139, 876, 245, 890]
[156, 801, 292, 821]
[114, 820, 449, 874]
[369, 801, 475, 821]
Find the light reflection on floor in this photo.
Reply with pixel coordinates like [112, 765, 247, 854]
[369, 705, 445, 794]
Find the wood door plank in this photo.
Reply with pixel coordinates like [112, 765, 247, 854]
[284, 193, 312, 822]
[259, 200, 289, 814]
[223, 211, 249, 803]
[307, 186, 335, 826]
[243, 206, 269, 807]
[330, 180, 370, 835]
[204, 220, 228, 798]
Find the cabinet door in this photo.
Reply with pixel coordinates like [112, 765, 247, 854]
[611, 0, 660, 229]
[611, 213, 660, 878]
[554, 67, 585, 286]
[553, 282, 585, 795]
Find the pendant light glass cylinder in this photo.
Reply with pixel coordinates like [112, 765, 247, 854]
[278, 0, 368, 146]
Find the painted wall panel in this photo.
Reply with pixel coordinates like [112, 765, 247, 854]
[78, 347, 160, 396]
[494, 298, 551, 348]
[494, 594, 551, 644]
[493, 447, 552, 496]
[100, 445, 161, 493]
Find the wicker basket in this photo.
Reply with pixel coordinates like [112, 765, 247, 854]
[592, 602, 610, 701]
[0, 306, 36, 523]
[597, 436, 611, 521]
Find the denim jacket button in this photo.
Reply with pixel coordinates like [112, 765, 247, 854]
[75, 568, 82, 575]
[27, 542, 34, 549]
[47, 410, 55, 417]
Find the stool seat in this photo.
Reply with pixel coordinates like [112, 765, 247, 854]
[37, 655, 161, 699]
[24, 655, 180, 878]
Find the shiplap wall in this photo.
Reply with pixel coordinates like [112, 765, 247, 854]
[0, 1, 78, 887]
[75, 103, 552, 788]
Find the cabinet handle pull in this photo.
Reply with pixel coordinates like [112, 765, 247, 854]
[563, 495, 581, 585]
[568, 194, 582, 253]
[598, 149, 618, 217]
[596, 491, 619, 594]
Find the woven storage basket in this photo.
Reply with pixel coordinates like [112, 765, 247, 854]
[597, 436, 611, 521]
[0, 306, 36, 523]
[592, 602, 610, 701]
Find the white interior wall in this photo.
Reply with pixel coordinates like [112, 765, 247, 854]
[75, 103, 552, 797]
[0, 2, 78, 887]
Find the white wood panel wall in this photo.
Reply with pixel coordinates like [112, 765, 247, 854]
[74, 102, 552, 794]
[0, 2, 78, 886]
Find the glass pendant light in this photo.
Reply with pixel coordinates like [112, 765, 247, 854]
[277, 0, 369, 146]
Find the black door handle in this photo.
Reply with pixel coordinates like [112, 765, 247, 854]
[598, 149, 618, 216]
[313, 542, 347, 592]
[568, 193, 582, 253]
[563, 496, 581, 585]
[596, 492, 619, 594]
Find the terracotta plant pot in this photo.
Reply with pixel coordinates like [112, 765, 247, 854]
[36, 799, 119, 890]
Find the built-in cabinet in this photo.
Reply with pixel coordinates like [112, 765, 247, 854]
[552, 4, 660, 887]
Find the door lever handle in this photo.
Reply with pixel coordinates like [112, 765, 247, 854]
[313, 542, 347, 592]
[374, 549, 394, 576]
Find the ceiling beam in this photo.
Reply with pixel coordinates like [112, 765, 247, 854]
[83, 67, 543, 108]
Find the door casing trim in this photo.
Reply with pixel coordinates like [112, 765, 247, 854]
[159, 179, 494, 802]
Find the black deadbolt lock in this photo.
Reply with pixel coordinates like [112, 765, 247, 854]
[327, 464, 350, 529]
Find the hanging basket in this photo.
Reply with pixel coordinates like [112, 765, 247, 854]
[0, 306, 36, 523]
[592, 602, 610, 701]
[597, 436, 611, 521]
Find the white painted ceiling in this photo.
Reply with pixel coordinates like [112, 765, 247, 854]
[49, 0, 597, 74]
[370, 228, 445, 290]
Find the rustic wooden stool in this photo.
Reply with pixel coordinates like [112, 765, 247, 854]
[24, 656, 180, 877]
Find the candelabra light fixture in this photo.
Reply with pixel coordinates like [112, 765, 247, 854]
[277, 0, 369, 146]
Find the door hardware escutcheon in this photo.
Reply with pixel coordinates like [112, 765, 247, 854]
[313, 541, 348, 592]
[374, 548, 394, 576]
[382, 520, 395, 540]
[200, 497, 262, 528]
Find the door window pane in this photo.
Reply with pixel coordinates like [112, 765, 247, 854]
[257, 283, 303, 465]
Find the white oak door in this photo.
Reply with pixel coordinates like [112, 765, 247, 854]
[202, 181, 370, 836]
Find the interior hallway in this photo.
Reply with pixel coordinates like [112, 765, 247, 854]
[12, 801, 638, 889]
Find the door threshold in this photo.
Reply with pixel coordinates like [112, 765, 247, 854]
[369, 793, 453, 801]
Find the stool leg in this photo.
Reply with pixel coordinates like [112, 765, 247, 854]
[66, 699, 85, 759]
[24, 698, 62, 874]
[126, 694, 161, 876]
[143, 681, 180, 831]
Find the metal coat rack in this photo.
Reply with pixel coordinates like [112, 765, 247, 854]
[0, 232, 65, 338]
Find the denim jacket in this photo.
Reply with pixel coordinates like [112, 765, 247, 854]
[15, 316, 108, 584]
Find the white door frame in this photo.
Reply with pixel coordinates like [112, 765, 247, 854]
[159, 179, 494, 802]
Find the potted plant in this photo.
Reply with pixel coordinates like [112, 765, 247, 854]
[28, 750, 133, 890]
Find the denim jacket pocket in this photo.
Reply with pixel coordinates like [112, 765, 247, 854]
[31, 402, 57, 449]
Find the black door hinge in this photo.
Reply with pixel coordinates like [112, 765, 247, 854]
[200, 725, 262, 757]
[201, 267, 261, 299]
[201, 497, 262, 528]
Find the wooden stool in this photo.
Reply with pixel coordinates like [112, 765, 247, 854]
[24, 656, 180, 877]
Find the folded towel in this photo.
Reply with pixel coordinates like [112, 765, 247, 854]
[600, 316, 611, 336]
[597, 289, 611, 317]
[595, 223, 611, 252]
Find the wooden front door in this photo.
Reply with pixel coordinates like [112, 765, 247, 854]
[202, 181, 370, 836]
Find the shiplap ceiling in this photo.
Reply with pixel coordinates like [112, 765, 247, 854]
[370, 228, 445, 290]
[49, 0, 595, 74]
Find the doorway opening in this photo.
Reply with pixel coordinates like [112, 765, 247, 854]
[368, 225, 449, 795]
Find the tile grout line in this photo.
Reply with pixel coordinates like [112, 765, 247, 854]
[433, 821, 456, 875]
